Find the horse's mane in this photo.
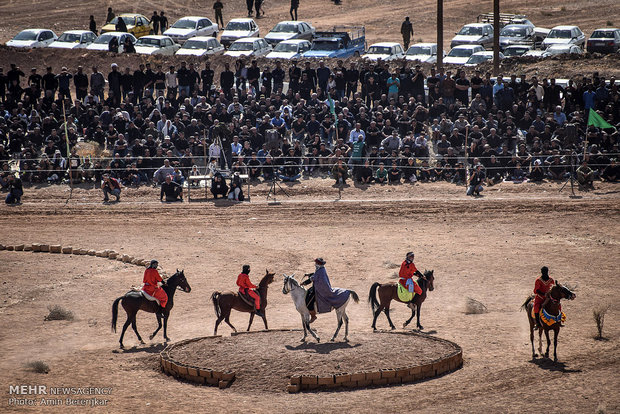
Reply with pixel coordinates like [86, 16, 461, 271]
[259, 271, 274, 287]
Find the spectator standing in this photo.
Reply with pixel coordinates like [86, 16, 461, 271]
[290, 0, 299, 21]
[90, 66, 105, 101]
[108, 64, 122, 107]
[56, 67, 73, 101]
[387, 72, 400, 102]
[115, 16, 127, 33]
[89, 15, 97, 35]
[105, 7, 115, 24]
[74, 66, 89, 101]
[150, 11, 160, 35]
[159, 12, 168, 33]
[213, 1, 224, 28]
[400, 17, 414, 50]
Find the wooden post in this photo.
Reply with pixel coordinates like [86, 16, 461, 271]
[437, 0, 444, 73]
[493, 0, 500, 76]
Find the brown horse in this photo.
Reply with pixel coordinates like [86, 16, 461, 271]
[522, 282, 575, 362]
[211, 270, 275, 335]
[111, 270, 191, 349]
[368, 270, 434, 331]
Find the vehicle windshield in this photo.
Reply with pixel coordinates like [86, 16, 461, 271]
[136, 38, 161, 47]
[94, 34, 116, 44]
[548, 29, 572, 39]
[172, 19, 197, 29]
[225, 22, 250, 31]
[13, 31, 39, 41]
[407, 46, 431, 55]
[458, 26, 483, 36]
[500, 27, 527, 37]
[58, 33, 82, 43]
[229, 42, 253, 51]
[274, 43, 299, 52]
[367, 46, 392, 54]
[591, 30, 615, 38]
[110, 17, 134, 25]
[466, 54, 490, 64]
[504, 47, 529, 56]
[311, 40, 338, 51]
[181, 40, 209, 49]
[448, 48, 475, 57]
[272, 23, 297, 33]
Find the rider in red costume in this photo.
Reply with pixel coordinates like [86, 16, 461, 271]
[398, 252, 425, 297]
[142, 260, 168, 316]
[236, 265, 263, 317]
[533, 266, 554, 328]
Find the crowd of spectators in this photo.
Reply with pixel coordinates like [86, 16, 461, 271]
[0, 58, 619, 202]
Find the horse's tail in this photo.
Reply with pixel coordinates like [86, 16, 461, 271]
[111, 296, 123, 333]
[211, 292, 221, 319]
[368, 282, 381, 313]
[521, 294, 535, 311]
[349, 290, 360, 304]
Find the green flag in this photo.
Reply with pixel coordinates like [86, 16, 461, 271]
[587, 108, 613, 129]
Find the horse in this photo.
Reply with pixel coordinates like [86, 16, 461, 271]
[111, 269, 191, 349]
[522, 282, 576, 362]
[282, 274, 359, 343]
[211, 270, 275, 335]
[368, 270, 434, 331]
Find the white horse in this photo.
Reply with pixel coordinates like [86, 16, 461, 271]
[282, 274, 359, 343]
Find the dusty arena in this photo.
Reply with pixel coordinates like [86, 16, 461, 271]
[1, 181, 619, 413]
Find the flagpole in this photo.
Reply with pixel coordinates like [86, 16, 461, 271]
[62, 100, 74, 204]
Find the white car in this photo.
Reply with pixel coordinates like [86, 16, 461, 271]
[523, 50, 548, 58]
[503, 45, 533, 57]
[175, 36, 224, 56]
[464, 51, 505, 66]
[164, 16, 219, 44]
[542, 25, 586, 49]
[87, 32, 137, 53]
[405, 43, 443, 63]
[134, 35, 180, 55]
[266, 39, 312, 59]
[224, 37, 272, 57]
[363, 42, 405, 61]
[545, 44, 583, 56]
[6, 29, 57, 48]
[264, 21, 315, 46]
[451, 23, 494, 48]
[49, 30, 97, 49]
[220, 18, 259, 48]
[443, 45, 485, 65]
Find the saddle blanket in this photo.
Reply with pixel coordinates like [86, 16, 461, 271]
[140, 289, 160, 306]
[397, 283, 415, 302]
[531, 308, 566, 326]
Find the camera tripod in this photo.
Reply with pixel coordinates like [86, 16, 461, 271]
[559, 151, 579, 198]
[266, 176, 289, 204]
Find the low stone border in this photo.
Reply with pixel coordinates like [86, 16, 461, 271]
[0, 242, 165, 275]
[160, 336, 235, 388]
[159, 329, 462, 393]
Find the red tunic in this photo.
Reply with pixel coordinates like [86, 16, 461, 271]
[142, 268, 168, 308]
[236, 272, 260, 309]
[533, 277, 554, 313]
[398, 260, 422, 296]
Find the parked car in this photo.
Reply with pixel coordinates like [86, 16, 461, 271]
[134, 35, 180, 56]
[87, 32, 137, 53]
[405, 43, 442, 63]
[163, 16, 218, 44]
[587, 28, 620, 54]
[49, 30, 97, 49]
[503, 45, 533, 57]
[264, 21, 315, 46]
[443, 45, 485, 64]
[544, 44, 583, 56]
[541, 25, 585, 49]
[303, 26, 366, 58]
[6, 29, 57, 48]
[101, 14, 153, 38]
[464, 50, 505, 66]
[220, 18, 259, 47]
[522, 49, 547, 58]
[363, 42, 405, 61]
[175, 36, 224, 56]
[450, 23, 494, 48]
[224, 37, 271, 57]
[266, 39, 312, 59]
[499, 24, 539, 50]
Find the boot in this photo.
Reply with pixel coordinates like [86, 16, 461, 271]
[254, 309, 264, 318]
[534, 313, 541, 330]
[157, 306, 166, 318]
[309, 310, 317, 324]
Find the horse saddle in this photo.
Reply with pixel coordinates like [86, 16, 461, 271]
[239, 290, 257, 307]
[397, 283, 415, 303]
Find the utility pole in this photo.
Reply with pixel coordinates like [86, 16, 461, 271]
[493, 0, 500, 75]
[437, 0, 443, 73]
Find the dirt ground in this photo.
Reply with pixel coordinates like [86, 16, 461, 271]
[0, 179, 619, 413]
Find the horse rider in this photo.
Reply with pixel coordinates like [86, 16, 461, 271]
[301, 257, 350, 322]
[533, 266, 555, 329]
[236, 265, 263, 317]
[142, 260, 168, 316]
[399, 251, 426, 299]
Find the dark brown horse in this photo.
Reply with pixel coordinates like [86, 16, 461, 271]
[111, 270, 191, 349]
[211, 270, 275, 335]
[368, 270, 434, 331]
[522, 282, 575, 362]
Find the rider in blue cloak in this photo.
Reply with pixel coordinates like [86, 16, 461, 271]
[301, 258, 351, 323]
